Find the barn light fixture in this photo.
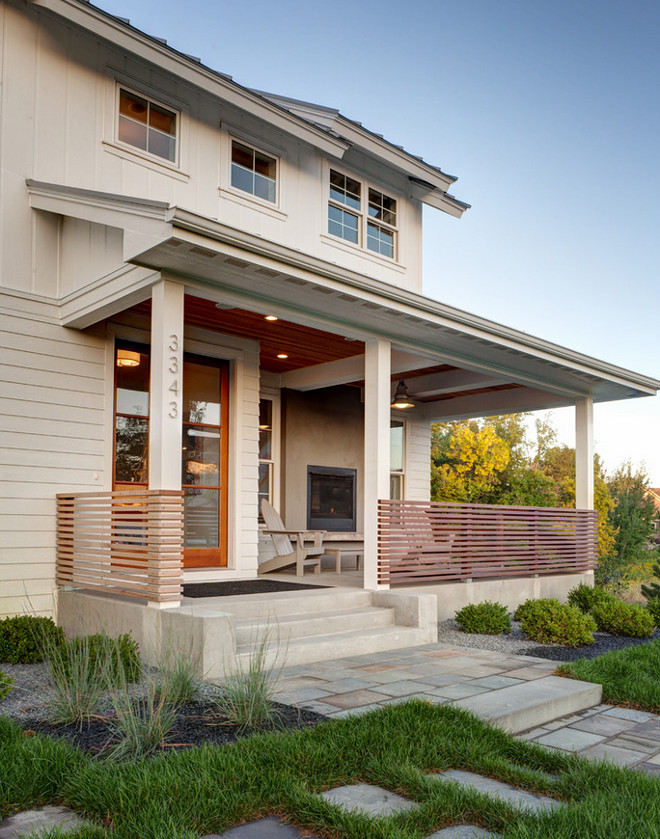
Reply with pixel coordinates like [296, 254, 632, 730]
[391, 379, 415, 410]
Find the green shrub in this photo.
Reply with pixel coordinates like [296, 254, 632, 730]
[646, 597, 660, 626]
[515, 598, 596, 647]
[454, 601, 511, 635]
[567, 582, 618, 614]
[0, 670, 13, 700]
[0, 616, 64, 664]
[62, 633, 141, 686]
[591, 600, 656, 638]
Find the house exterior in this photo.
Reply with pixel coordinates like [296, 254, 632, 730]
[1, 0, 658, 626]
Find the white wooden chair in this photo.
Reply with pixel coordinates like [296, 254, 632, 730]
[260, 500, 325, 576]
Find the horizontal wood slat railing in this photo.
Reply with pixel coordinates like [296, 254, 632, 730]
[378, 499, 598, 585]
[56, 490, 184, 603]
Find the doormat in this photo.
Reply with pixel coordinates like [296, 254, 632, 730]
[182, 580, 329, 598]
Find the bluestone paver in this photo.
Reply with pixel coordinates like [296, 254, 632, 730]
[319, 782, 417, 816]
[569, 714, 639, 737]
[580, 743, 649, 766]
[427, 770, 562, 812]
[0, 806, 87, 839]
[206, 816, 323, 837]
[427, 826, 502, 838]
[535, 728, 606, 752]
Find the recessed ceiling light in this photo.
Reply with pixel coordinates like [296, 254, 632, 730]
[277, 353, 288, 359]
[265, 315, 278, 321]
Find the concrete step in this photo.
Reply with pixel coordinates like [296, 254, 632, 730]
[235, 624, 430, 670]
[452, 675, 603, 734]
[234, 606, 395, 645]
[216, 588, 373, 620]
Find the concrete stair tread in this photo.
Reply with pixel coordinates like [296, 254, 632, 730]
[217, 588, 372, 618]
[452, 675, 602, 734]
[236, 606, 395, 629]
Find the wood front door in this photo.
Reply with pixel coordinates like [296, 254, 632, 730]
[181, 355, 229, 568]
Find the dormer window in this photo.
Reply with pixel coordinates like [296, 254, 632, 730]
[328, 169, 397, 259]
[231, 141, 277, 203]
[117, 88, 177, 162]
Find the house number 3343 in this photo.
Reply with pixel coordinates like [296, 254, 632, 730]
[168, 334, 180, 418]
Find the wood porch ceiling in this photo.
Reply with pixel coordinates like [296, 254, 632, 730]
[132, 297, 365, 373]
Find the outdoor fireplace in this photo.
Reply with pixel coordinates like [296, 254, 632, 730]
[307, 466, 357, 531]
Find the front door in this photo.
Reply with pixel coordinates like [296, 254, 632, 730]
[181, 355, 229, 567]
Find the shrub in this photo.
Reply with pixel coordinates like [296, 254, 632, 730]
[515, 598, 596, 647]
[0, 671, 13, 700]
[567, 583, 617, 614]
[591, 600, 656, 638]
[62, 633, 141, 686]
[641, 561, 660, 602]
[646, 598, 660, 626]
[454, 601, 511, 635]
[0, 616, 64, 664]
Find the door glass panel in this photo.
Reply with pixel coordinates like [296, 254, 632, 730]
[115, 416, 148, 483]
[182, 426, 221, 487]
[115, 349, 150, 416]
[183, 361, 221, 425]
[184, 489, 219, 548]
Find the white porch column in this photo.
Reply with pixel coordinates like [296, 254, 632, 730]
[575, 397, 594, 509]
[149, 280, 184, 490]
[363, 339, 391, 589]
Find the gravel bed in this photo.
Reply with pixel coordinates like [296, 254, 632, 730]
[437, 619, 660, 661]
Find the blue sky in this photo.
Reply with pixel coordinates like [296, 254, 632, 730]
[97, 0, 660, 483]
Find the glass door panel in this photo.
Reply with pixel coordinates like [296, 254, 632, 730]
[181, 356, 229, 567]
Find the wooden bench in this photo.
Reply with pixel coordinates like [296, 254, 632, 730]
[321, 533, 364, 574]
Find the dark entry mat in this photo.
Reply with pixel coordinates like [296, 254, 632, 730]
[182, 580, 329, 598]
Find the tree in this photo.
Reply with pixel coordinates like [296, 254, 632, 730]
[431, 420, 509, 502]
[608, 462, 657, 561]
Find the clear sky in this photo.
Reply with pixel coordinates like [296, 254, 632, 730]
[97, 0, 660, 483]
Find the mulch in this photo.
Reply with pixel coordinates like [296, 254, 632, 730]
[19, 700, 328, 757]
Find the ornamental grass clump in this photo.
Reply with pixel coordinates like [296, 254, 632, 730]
[515, 598, 596, 647]
[0, 670, 13, 700]
[454, 601, 511, 635]
[567, 582, 617, 615]
[590, 600, 656, 638]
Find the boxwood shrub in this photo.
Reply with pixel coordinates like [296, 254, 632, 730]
[454, 601, 511, 635]
[0, 615, 64, 664]
[567, 582, 617, 614]
[515, 598, 596, 647]
[590, 600, 656, 638]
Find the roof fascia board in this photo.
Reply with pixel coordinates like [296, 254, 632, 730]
[419, 387, 573, 422]
[28, 0, 349, 158]
[408, 181, 467, 217]
[168, 209, 659, 394]
[59, 264, 160, 328]
[336, 117, 456, 191]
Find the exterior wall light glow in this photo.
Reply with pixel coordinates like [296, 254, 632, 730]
[116, 349, 141, 367]
[391, 379, 415, 409]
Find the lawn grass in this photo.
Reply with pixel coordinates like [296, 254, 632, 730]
[2, 700, 660, 838]
[556, 639, 660, 714]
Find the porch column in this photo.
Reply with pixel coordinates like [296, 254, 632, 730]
[149, 280, 184, 490]
[363, 339, 391, 589]
[575, 397, 594, 509]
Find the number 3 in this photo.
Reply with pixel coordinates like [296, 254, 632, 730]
[169, 401, 178, 418]
[168, 335, 179, 352]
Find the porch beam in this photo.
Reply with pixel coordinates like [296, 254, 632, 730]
[280, 350, 431, 392]
[575, 397, 594, 509]
[149, 280, 185, 491]
[419, 386, 570, 422]
[363, 339, 391, 590]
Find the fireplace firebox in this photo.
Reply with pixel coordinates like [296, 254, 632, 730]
[307, 466, 357, 532]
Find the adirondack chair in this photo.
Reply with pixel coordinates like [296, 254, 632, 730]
[260, 500, 326, 576]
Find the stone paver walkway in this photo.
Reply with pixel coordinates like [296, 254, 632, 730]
[275, 643, 556, 717]
[518, 704, 660, 774]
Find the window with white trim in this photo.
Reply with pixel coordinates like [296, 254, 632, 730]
[231, 140, 277, 203]
[390, 419, 405, 499]
[258, 398, 275, 521]
[117, 88, 177, 163]
[328, 169, 398, 258]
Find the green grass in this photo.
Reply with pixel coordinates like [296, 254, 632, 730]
[2, 700, 660, 838]
[557, 639, 660, 714]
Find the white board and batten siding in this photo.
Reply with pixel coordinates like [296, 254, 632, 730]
[0, 296, 107, 617]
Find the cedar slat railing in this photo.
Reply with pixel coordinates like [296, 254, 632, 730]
[56, 490, 184, 603]
[378, 499, 597, 585]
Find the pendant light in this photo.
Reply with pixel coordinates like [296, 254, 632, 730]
[391, 379, 415, 410]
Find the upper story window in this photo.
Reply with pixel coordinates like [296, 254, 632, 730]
[231, 141, 277, 203]
[118, 88, 177, 163]
[328, 169, 398, 259]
